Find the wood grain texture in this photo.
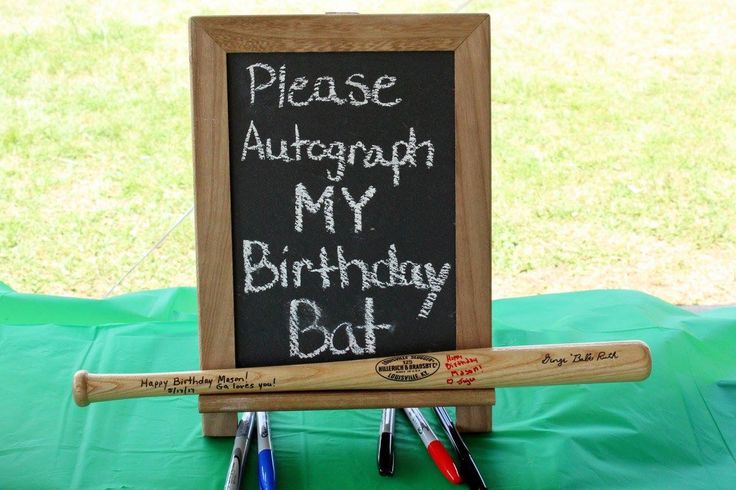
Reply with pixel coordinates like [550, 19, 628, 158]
[190, 14, 487, 52]
[455, 15, 492, 433]
[190, 18, 236, 435]
[199, 390, 495, 414]
[73, 341, 652, 406]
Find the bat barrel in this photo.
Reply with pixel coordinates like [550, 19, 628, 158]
[490, 340, 651, 386]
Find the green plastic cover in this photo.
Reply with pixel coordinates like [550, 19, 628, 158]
[1, 283, 734, 489]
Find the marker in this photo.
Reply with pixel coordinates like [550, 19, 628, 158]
[224, 412, 256, 490]
[377, 408, 395, 476]
[256, 411, 276, 490]
[403, 408, 462, 484]
[434, 407, 487, 490]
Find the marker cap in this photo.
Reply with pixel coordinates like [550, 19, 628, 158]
[427, 440, 463, 484]
[378, 432, 395, 476]
[258, 449, 276, 490]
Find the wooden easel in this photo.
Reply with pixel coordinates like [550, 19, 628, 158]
[189, 14, 492, 436]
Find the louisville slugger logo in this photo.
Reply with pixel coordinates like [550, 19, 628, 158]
[375, 355, 440, 382]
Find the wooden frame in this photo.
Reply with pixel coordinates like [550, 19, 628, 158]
[190, 14, 491, 436]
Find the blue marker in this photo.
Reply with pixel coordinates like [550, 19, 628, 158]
[256, 411, 276, 490]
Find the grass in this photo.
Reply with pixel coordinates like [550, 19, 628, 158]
[486, 0, 736, 303]
[1, 0, 735, 304]
[0, 1, 194, 296]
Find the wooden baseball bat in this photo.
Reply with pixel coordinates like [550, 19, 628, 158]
[72, 340, 651, 406]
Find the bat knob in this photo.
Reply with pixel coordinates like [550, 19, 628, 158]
[73, 370, 90, 407]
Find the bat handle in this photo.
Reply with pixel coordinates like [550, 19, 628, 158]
[73, 370, 90, 407]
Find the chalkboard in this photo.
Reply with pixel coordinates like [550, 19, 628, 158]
[190, 14, 490, 436]
[227, 51, 456, 368]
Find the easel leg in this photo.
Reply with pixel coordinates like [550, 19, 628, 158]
[201, 412, 237, 437]
[455, 404, 492, 432]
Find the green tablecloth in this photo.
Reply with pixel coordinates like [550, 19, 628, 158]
[1, 283, 734, 489]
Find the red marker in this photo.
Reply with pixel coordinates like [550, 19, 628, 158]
[403, 408, 462, 484]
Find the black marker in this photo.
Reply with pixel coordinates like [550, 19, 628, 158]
[433, 407, 487, 490]
[377, 408, 395, 476]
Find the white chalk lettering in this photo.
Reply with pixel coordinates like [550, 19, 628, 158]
[326, 142, 346, 181]
[243, 240, 278, 293]
[345, 73, 370, 106]
[341, 186, 376, 233]
[372, 75, 402, 107]
[294, 183, 335, 233]
[417, 263, 451, 318]
[314, 247, 338, 289]
[291, 258, 313, 288]
[311, 76, 347, 105]
[278, 64, 286, 108]
[242, 240, 451, 317]
[246, 63, 404, 108]
[247, 63, 276, 104]
[289, 296, 392, 358]
[265, 137, 291, 162]
[287, 76, 310, 106]
[241, 120, 264, 161]
[241, 121, 434, 186]
[338, 246, 370, 289]
[237, 59, 454, 345]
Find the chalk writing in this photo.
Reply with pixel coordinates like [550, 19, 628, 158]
[289, 297, 392, 358]
[242, 241, 451, 313]
[294, 183, 335, 233]
[229, 52, 455, 364]
[241, 122, 434, 186]
[246, 63, 403, 108]
[341, 186, 376, 233]
[293, 183, 376, 233]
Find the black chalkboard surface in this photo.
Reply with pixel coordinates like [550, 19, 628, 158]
[227, 51, 456, 368]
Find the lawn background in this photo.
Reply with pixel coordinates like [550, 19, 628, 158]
[1, 0, 734, 304]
